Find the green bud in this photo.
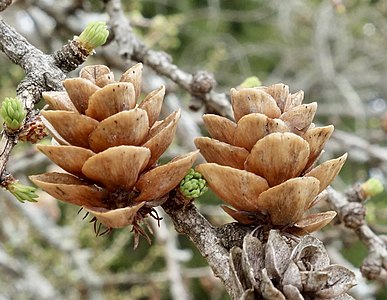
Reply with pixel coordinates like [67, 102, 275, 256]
[7, 106, 15, 117]
[179, 169, 208, 199]
[361, 178, 384, 198]
[10, 119, 20, 130]
[77, 21, 109, 53]
[1, 97, 26, 130]
[8, 181, 38, 203]
[239, 76, 262, 88]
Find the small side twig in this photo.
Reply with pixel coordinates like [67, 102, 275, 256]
[0, 19, 95, 183]
[327, 187, 387, 283]
[105, 0, 232, 118]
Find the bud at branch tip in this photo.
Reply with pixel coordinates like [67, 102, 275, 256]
[238, 76, 262, 88]
[361, 178, 384, 198]
[1, 97, 26, 131]
[77, 21, 109, 53]
[179, 169, 208, 199]
[7, 181, 38, 203]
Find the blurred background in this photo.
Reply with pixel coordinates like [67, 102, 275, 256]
[1, 0, 387, 299]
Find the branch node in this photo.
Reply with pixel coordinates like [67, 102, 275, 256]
[341, 202, 366, 229]
[361, 252, 383, 280]
[191, 71, 216, 95]
[52, 40, 89, 73]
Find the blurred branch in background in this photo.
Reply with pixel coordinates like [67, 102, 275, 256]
[105, 0, 232, 118]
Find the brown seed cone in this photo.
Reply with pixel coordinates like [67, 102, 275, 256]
[228, 231, 356, 299]
[195, 84, 346, 235]
[32, 64, 197, 232]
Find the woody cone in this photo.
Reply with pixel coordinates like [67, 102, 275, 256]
[30, 64, 198, 241]
[195, 84, 346, 235]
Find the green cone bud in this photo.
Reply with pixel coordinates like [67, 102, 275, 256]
[179, 169, 208, 199]
[1, 97, 26, 130]
[361, 178, 384, 198]
[239, 76, 262, 88]
[8, 181, 38, 203]
[77, 21, 109, 53]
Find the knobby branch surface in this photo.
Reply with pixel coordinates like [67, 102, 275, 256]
[0, 18, 89, 181]
[0, 0, 12, 12]
[162, 196, 236, 298]
[151, 208, 190, 300]
[105, 0, 232, 118]
[327, 187, 387, 283]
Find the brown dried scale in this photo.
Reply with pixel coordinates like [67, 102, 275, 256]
[227, 231, 356, 299]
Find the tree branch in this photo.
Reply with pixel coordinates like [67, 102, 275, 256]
[0, 0, 12, 11]
[161, 195, 237, 298]
[105, 0, 232, 118]
[0, 19, 92, 181]
[151, 208, 190, 300]
[327, 187, 387, 284]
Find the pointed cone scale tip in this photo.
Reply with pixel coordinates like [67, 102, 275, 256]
[82, 146, 151, 191]
[194, 137, 249, 170]
[85, 82, 136, 121]
[265, 83, 290, 112]
[63, 78, 100, 114]
[306, 153, 347, 194]
[196, 163, 269, 212]
[42, 91, 78, 111]
[291, 211, 337, 235]
[37, 144, 95, 177]
[135, 150, 199, 202]
[257, 177, 320, 226]
[284, 90, 304, 112]
[29, 172, 108, 208]
[280, 102, 317, 133]
[202, 114, 236, 145]
[245, 132, 310, 186]
[303, 125, 334, 171]
[142, 110, 180, 168]
[41, 110, 99, 148]
[120, 63, 143, 100]
[84, 203, 145, 228]
[147, 109, 180, 140]
[230, 88, 281, 122]
[221, 205, 263, 225]
[88, 109, 150, 153]
[139, 86, 165, 128]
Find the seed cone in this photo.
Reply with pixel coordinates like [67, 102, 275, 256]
[195, 84, 346, 235]
[229, 231, 356, 299]
[31, 64, 198, 238]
